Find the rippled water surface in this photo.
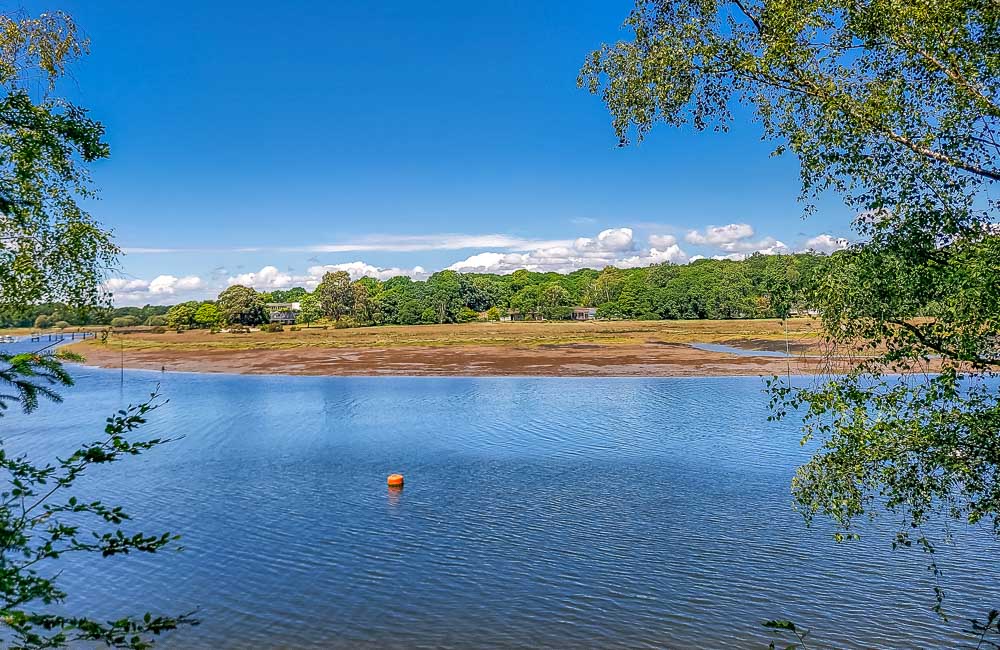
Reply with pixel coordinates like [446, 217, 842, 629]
[4, 364, 999, 649]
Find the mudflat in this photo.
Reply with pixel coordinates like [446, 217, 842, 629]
[65, 319, 841, 377]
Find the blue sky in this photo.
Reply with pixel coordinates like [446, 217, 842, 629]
[32, 1, 854, 304]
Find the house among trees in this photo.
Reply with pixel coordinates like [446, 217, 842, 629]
[571, 307, 597, 321]
[266, 302, 300, 325]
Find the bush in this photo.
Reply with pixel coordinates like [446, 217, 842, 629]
[265, 323, 283, 333]
[53, 320, 71, 329]
[456, 307, 479, 323]
[485, 306, 501, 321]
[228, 326, 250, 334]
[289, 326, 299, 332]
[150, 326, 166, 334]
[33, 315, 51, 329]
[110, 316, 140, 328]
[145, 315, 168, 327]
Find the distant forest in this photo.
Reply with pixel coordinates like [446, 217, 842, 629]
[4, 253, 833, 329]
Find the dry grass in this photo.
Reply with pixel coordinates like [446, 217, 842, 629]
[66, 318, 824, 355]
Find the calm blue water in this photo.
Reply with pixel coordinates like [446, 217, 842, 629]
[2, 364, 998, 649]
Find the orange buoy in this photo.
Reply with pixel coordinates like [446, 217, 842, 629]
[387, 473, 404, 488]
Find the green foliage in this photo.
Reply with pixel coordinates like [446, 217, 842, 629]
[294, 293, 321, 326]
[764, 619, 810, 649]
[314, 271, 352, 322]
[110, 316, 139, 328]
[426, 271, 463, 324]
[164, 302, 198, 330]
[583, 0, 1000, 616]
[0, 9, 191, 646]
[456, 306, 479, 323]
[10, 253, 830, 335]
[32, 315, 50, 330]
[0, 11, 117, 310]
[193, 303, 220, 329]
[215, 285, 266, 327]
[0, 369, 194, 647]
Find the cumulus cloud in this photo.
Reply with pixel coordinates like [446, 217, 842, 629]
[685, 223, 754, 246]
[649, 234, 678, 248]
[448, 227, 687, 274]
[226, 266, 294, 290]
[103, 275, 204, 306]
[618, 245, 689, 267]
[717, 236, 788, 254]
[225, 263, 429, 291]
[305, 262, 428, 282]
[802, 234, 850, 254]
[107, 224, 860, 306]
[683, 223, 795, 258]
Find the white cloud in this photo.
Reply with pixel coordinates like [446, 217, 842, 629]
[448, 227, 687, 274]
[123, 233, 574, 255]
[574, 227, 636, 253]
[683, 223, 794, 258]
[305, 262, 428, 282]
[225, 263, 429, 291]
[685, 223, 754, 246]
[718, 236, 788, 253]
[649, 234, 678, 248]
[103, 274, 204, 306]
[109, 224, 860, 306]
[618, 245, 689, 267]
[226, 265, 294, 290]
[802, 234, 850, 254]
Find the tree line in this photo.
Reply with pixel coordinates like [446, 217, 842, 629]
[4, 252, 833, 330]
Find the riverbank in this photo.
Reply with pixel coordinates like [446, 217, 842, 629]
[64, 319, 840, 377]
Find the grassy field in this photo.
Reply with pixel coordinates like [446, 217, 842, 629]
[64, 318, 824, 355]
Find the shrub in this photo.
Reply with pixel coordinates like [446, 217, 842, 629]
[33, 315, 51, 329]
[265, 323, 283, 333]
[53, 320, 71, 329]
[289, 326, 299, 332]
[145, 315, 167, 327]
[110, 316, 140, 328]
[456, 307, 479, 323]
[150, 326, 166, 334]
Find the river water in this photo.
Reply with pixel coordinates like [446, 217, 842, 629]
[1, 360, 997, 648]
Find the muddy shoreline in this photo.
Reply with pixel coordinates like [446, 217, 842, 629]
[71, 340, 830, 378]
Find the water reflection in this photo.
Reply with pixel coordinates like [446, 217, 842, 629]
[2, 368, 997, 649]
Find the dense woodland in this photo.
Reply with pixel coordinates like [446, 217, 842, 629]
[4, 253, 831, 329]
